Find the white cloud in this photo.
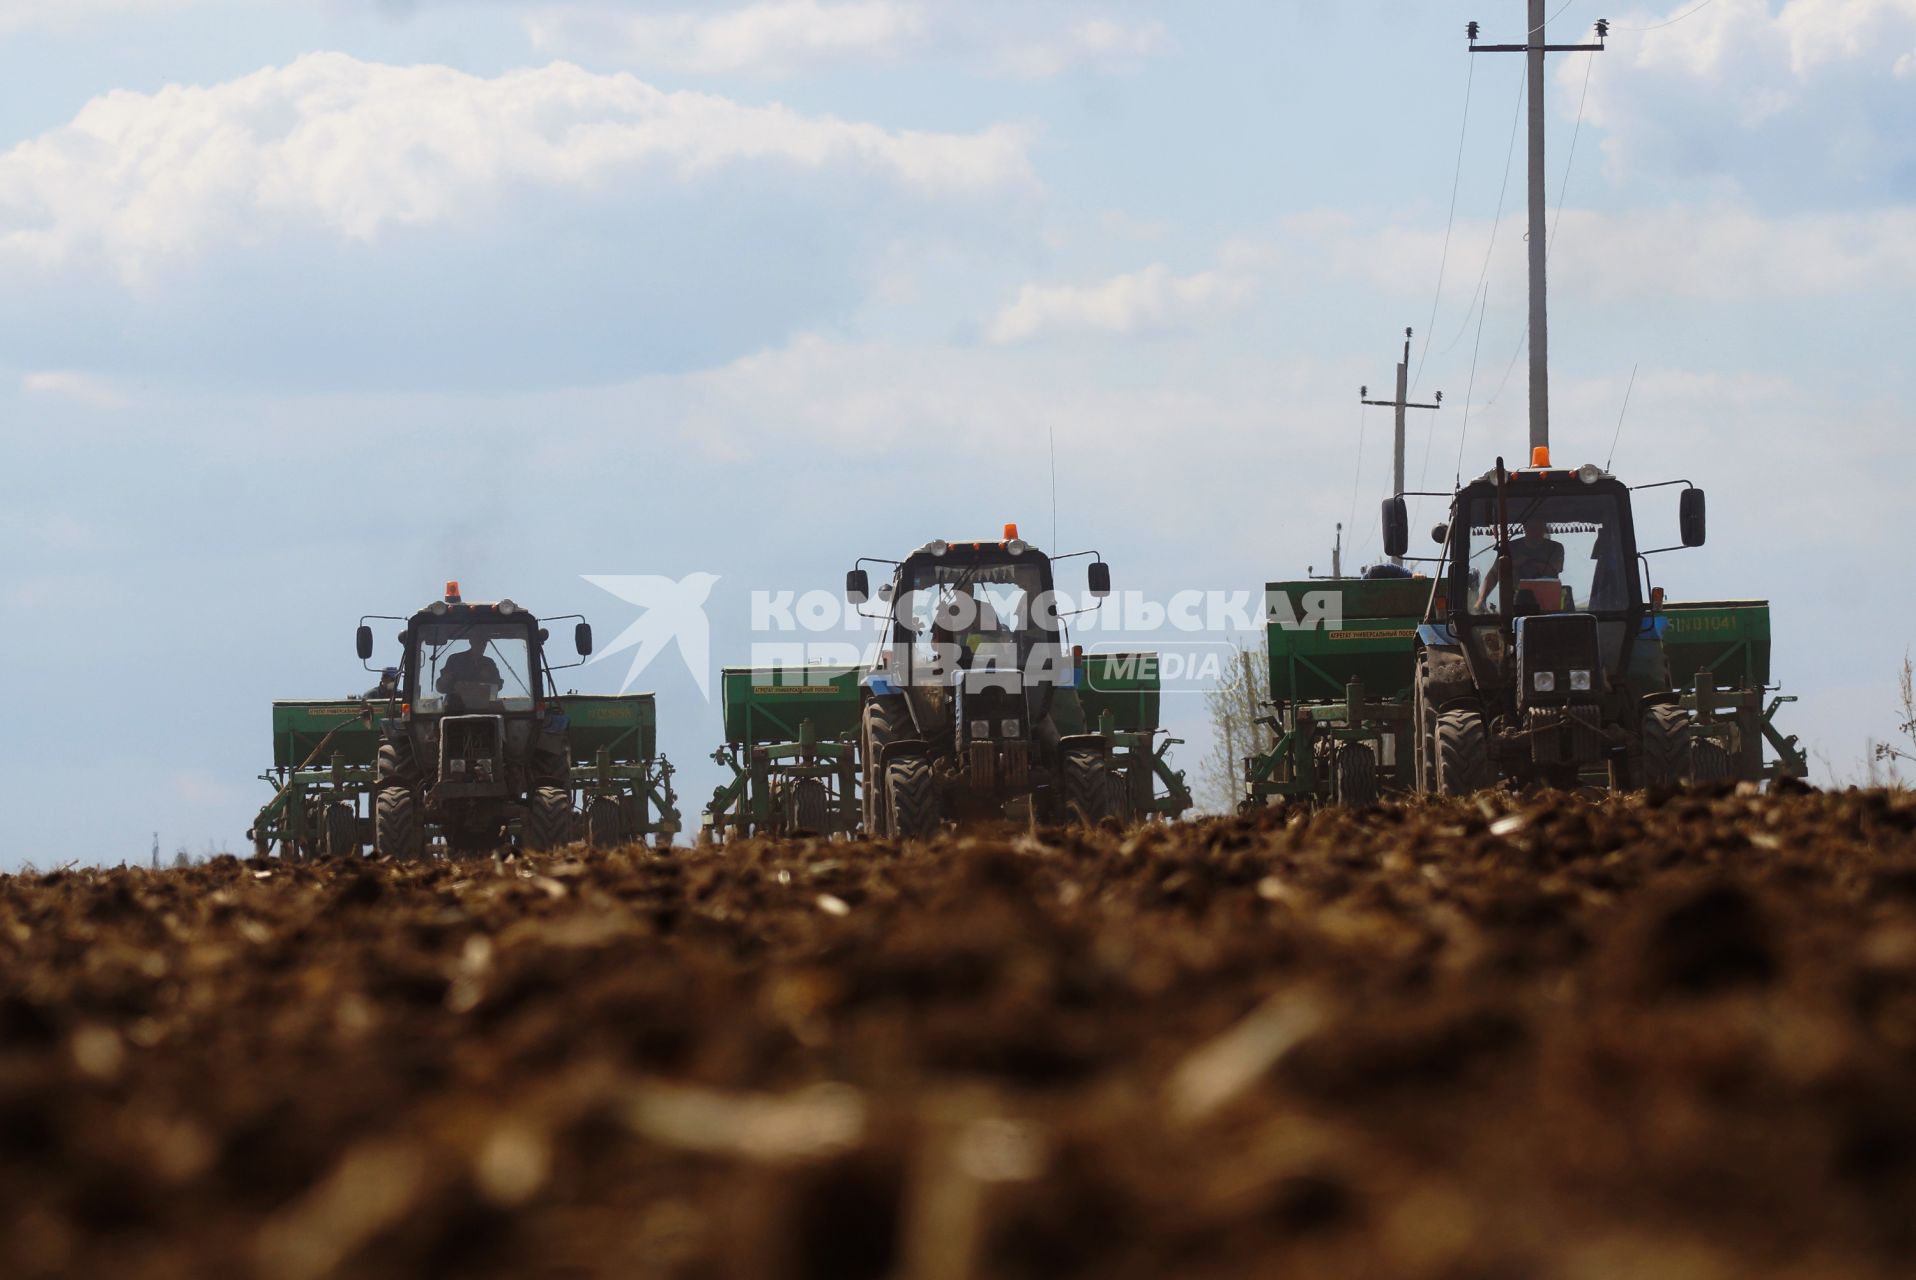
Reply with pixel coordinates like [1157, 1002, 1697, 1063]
[0, 52, 1031, 282]
[984, 264, 1251, 345]
[21, 369, 129, 408]
[525, 1, 1169, 78]
[527, 0, 926, 76]
[990, 17, 1170, 78]
[1582, 0, 1916, 198]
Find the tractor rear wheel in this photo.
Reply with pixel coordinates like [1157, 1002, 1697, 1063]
[586, 796, 624, 849]
[374, 789, 424, 860]
[1336, 744, 1380, 807]
[525, 787, 574, 852]
[884, 756, 940, 841]
[1061, 747, 1118, 826]
[1435, 710, 1490, 796]
[862, 699, 912, 834]
[791, 779, 831, 836]
[323, 801, 360, 859]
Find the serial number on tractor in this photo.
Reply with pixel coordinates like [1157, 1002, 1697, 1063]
[1326, 628, 1416, 642]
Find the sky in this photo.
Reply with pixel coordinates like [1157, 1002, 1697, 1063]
[1, 0, 1913, 867]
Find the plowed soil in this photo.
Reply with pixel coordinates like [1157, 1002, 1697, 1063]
[6, 788, 1916, 1280]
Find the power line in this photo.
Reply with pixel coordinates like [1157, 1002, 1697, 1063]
[1433, 65, 1527, 363]
[1419, 71, 1523, 486]
[1411, 55, 1478, 394]
[1486, 42, 1597, 410]
[1454, 281, 1493, 487]
[1605, 362, 1639, 470]
[1416, 2, 1577, 391]
[1529, 0, 1581, 35]
[1613, 0, 1719, 32]
[1549, 50, 1596, 251]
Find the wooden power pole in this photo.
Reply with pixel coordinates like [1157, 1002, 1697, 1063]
[1363, 327, 1442, 565]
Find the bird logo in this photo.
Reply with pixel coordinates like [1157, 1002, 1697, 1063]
[581, 573, 721, 699]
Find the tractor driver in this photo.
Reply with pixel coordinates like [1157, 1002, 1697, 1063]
[438, 638, 503, 704]
[1477, 517, 1565, 611]
[959, 598, 1014, 669]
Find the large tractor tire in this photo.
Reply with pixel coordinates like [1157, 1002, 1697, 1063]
[862, 699, 913, 834]
[322, 800, 361, 859]
[1336, 744, 1380, 807]
[531, 746, 571, 791]
[884, 755, 940, 841]
[586, 796, 624, 849]
[1640, 705, 1694, 788]
[374, 789, 424, 861]
[1061, 747, 1118, 826]
[377, 739, 421, 789]
[1411, 668, 1438, 795]
[790, 779, 831, 837]
[524, 787, 574, 853]
[1435, 709, 1491, 796]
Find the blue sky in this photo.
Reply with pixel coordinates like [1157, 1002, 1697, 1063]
[2, 0, 1913, 866]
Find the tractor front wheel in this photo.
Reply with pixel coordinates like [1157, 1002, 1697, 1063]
[374, 789, 424, 860]
[862, 699, 912, 834]
[1641, 705, 1695, 788]
[1435, 710, 1490, 796]
[525, 787, 574, 853]
[1061, 747, 1118, 826]
[884, 756, 940, 841]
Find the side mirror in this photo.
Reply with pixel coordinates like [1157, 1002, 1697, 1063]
[1087, 561, 1112, 598]
[575, 622, 593, 656]
[846, 569, 870, 604]
[1431, 523, 1449, 546]
[356, 625, 374, 661]
[1382, 497, 1409, 559]
[1680, 488, 1707, 547]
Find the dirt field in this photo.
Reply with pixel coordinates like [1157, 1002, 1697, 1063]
[4, 787, 1916, 1279]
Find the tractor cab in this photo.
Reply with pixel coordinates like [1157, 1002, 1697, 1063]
[1442, 464, 1647, 710]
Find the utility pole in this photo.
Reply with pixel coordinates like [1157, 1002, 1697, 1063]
[1331, 523, 1343, 580]
[1362, 327, 1442, 565]
[1468, 7, 1606, 455]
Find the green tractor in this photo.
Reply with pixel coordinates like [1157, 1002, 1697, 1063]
[1382, 451, 1727, 792]
[845, 527, 1124, 838]
[357, 581, 595, 856]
